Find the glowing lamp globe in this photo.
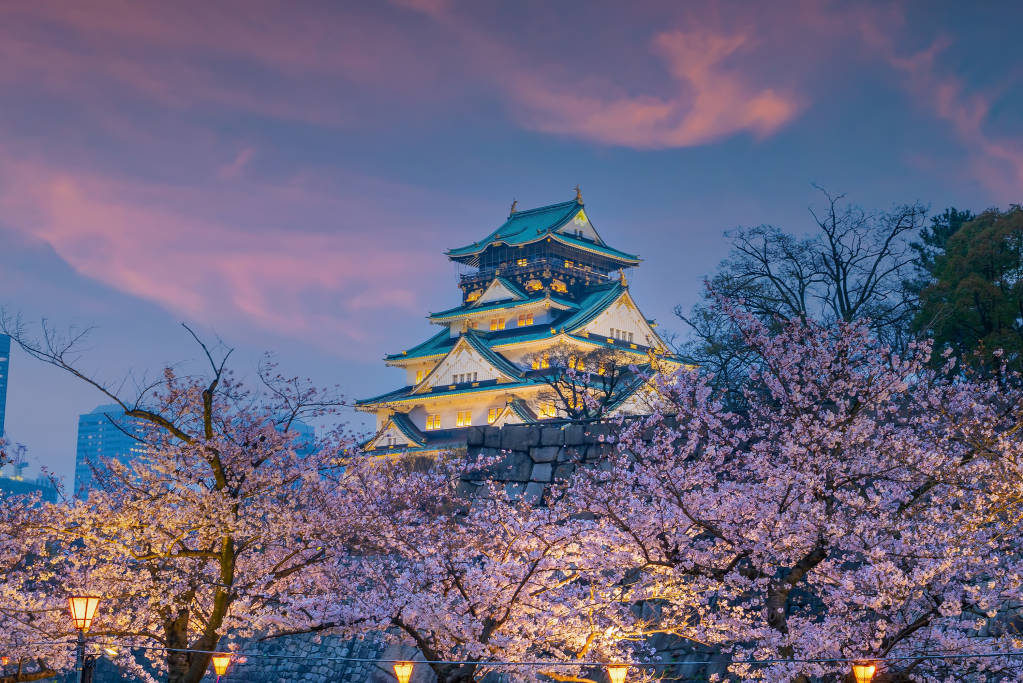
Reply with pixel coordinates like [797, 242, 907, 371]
[211, 653, 232, 676]
[393, 661, 414, 683]
[1, 656, 8, 665]
[67, 596, 102, 631]
[852, 662, 876, 683]
[607, 664, 628, 683]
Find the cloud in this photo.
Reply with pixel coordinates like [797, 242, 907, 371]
[0, 159, 445, 355]
[850, 10, 1023, 203]
[508, 29, 803, 149]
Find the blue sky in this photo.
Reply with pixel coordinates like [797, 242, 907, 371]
[1, 0, 1020, 484]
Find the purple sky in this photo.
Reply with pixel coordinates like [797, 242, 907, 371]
[1, 0, 1021, 484]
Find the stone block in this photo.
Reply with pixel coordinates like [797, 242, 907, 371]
[501, 423, 539, 450]
[540, 426, 565, 446]
[530, 445, 560, 463]
[558, 446, 584, 463]
[563, 423, 585, 444]
[531, 462, 553, 481]
[466, 426, 486, 447]
[553, 463, 575, 481]
[483, 427, 502, 448]
[523, 481, 545, 503]
[501, 451, 534, 480]
[583, 423, 613, 444]
[504, 481, 526, 500]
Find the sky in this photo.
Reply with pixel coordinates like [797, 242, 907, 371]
[1, 0, 1021, 485]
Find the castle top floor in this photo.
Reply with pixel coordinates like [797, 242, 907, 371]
[446, 195, 640, 303]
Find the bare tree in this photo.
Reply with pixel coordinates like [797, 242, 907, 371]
[676, 188, 926, 400]
[525, 344, 640, 421]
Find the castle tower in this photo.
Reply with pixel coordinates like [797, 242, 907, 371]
[357, 196, 680, 453]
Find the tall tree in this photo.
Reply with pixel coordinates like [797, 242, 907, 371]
[0, 320, 356, 683]
[914, 207, 1023, 370]
[676, 188, 926, 400]
[569, 307, 1023, 681]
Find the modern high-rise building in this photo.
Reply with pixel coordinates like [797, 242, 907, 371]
[357, 193, 682, 453]
[73, 404, 147, 496]
[0, 333, 10, 437]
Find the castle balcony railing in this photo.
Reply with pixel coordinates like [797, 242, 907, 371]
[459, 257, 615, 289]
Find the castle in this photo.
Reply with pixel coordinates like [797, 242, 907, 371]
[357, 193, 681, 453]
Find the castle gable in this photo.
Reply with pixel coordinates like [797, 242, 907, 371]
[474, 277, 527, 305]
[413, 333, 520, 394]
[574, 289, 666, 351]
[365, 413, 426, 450]
[554, 206, 601, 243]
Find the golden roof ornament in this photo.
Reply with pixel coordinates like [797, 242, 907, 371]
[619, 268, 627, 286]
[574, 184, 583, 203]
[509, 199, 518, 215]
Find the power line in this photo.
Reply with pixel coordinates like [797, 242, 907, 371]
[14, 640, 1023, 668]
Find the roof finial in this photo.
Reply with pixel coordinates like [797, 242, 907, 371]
[574, 184, 583, 204]
[509, 199, 518, 215]
[619, 268, 627, 286]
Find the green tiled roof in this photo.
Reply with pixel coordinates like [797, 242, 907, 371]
[460, 330, 526, 380]
[550, 232, 640, 265]
[357, 376, 543, 407]
[385, 328, 452, 361]
[557, 281, 626, 331]
[390, 413, 426, 446]
[429, 293, 578, 321]
[388, 282, 631, 362]
[446, 199, 639, 265]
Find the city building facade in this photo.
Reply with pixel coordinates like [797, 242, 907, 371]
[0, 333, 10, 437]
[73, 404, 148, 496]
[357, 194, 682, 453]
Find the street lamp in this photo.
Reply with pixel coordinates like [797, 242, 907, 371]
[211, 653, 232, 681]
[67, 595, 101, 683]
[393, 661, 414, 683]
[852, 661, 876, 683]
[607, 663, 628, 683]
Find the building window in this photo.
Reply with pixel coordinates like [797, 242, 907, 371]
[456, 410, 472, 427]
[530, 352, 550, 370]
[516, 258, 527, 267]
[425, 414, 441, 430]
[517, 313, 534, 327]
[564, 260, 574, 268]
[569, 356, 585, 372]
[490, 318, 505, 331]
[538, 401, 557, 419]
[415, 369, 424, 384]
[487, 408, 499, 424]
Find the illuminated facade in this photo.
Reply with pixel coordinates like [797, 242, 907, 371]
[357, 194, 680, 453]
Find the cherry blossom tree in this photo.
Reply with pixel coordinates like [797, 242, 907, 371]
[0, 323, 359, 683]
[568, 308, 1023, 681]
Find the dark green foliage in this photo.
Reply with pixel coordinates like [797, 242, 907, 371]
[914, 207, 1023, 370]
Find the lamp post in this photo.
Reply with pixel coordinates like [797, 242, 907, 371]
[211, 653, 232, 681]
[67, 595, 101, 683]
[393, 661, 414, 683]
[852, 661, 876, 683]
[607, 663, 628, 683]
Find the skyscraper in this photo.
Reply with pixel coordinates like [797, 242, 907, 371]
[73, 404, 147, 497]
[0, 334, 10, 437]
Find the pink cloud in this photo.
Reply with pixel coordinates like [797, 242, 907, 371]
[508, 29, 803, 149]
[0, 159, 446, 356]
[855, 19, 1023, 203]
